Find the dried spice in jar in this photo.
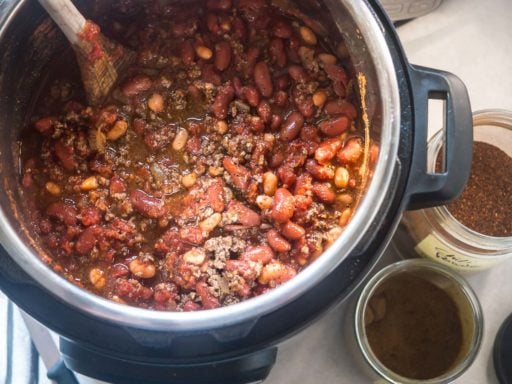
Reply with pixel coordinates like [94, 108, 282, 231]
[446, 142, 512, 237]
[394, 110, 512, 272]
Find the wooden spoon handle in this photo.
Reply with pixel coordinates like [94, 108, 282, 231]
[38, 0, 86, 46]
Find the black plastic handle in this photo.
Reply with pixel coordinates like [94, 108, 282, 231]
[60, 337, 277, 384]
[405, 65, 473, 210]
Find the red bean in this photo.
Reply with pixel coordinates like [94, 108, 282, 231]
[319, 116, 350, 137]
[225, 259, 259, 280]
[254, 62, 273, 98]
[288, 65, 307, 82]
[34, 116, 56, 136]
[243, 86, 260, 107]
[277, 166, 297, 187]
[280, 112, 304, 142]
[223, 157, 251, 190]
[324, 100, 357, 119]
[206, 13, 221, 34]
[272, 19, 293, 39]
[312, 183, 336, 203]
[294, 173, 313, 196]
[181, 40, 195, 66]
[314, 138, 343, 164]
[130, 189, 167, 219]
[272, 188, 295, 223]
[293, 89, 315, 118]
[324, 64, 348, 84]
[206, 179, 226, 212]
[306, 159, 335, 181]
[269, 38, 287, 67]
[54, 141, 77, 171]
[214, 41, 232, 71]
[196, 282, 220, 309]
[276, 74, 290, 90]
[75, 225, 99, 255]
[121, 75, 152, 97]
[228, 201, 261, 226]
[241, 245, 274, 264]
[267, 229, 292, 252]
[206, 0, 232, 10]
[281, 221, 306, 240]
[270, 114, 283, 131]
[46, 202, 78, 226]
[257, 100, 272, 123]
[274, 90, 288, 108]
[80, 207, 102, 226]
[246, 47, 261, 76]
[337, 138, 364, 164]
[212, 82, 235, 119]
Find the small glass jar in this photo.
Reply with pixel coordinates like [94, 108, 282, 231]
[393, 109, 512, 272]
[354, 259, 483, 384]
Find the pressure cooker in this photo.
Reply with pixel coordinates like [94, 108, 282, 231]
[0, 0, 472, 383]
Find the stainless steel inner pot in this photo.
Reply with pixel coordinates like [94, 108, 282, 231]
[0, 0, 400, 331]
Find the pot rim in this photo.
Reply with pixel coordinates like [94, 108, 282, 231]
[0, 0, 401, 331]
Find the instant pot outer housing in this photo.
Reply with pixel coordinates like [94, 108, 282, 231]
[0, 0, 472, 383]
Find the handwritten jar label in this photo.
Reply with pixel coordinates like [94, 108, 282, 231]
[415, 234, 501, 271]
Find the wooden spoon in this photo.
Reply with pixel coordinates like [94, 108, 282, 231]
[38, 0, 136, 106]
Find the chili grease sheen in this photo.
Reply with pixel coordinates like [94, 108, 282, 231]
[19, 0, 370, 311]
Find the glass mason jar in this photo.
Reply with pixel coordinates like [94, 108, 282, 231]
[393, 109, 512, 272]
[354, 259, 483, 384]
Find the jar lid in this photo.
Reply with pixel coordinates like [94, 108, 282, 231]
[494, 313, 512, 383]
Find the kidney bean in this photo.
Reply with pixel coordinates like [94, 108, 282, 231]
[121, 75, 152, 97]
[34, 116, 56, 136]
[273, 90, 288, 108]
[54, 141, 77, 171]
[241, 245, 274, 264]
[254, 62, 273, 97]
[46, 202, 77, 226]
[281, 221, 306, 240]
[243, 86, 260, 107]
[269, 114, 282, 131]
[293, 90, 315, 118]
[196, 282, 220, 309]
[245, 47, 261, 76]
[179, 226, 204, 245]
[315, 138, 343, 164]
[319, 116, 350, 137]
[206, 179, 226, 212]
[206, 0, 232, 10]
[181, 40, 195, 65]
[332, 81, 346, 98]
[258, 261, 297, 285]
[223, 157, 251, 190]
[305, 159, 335, 181]
[225, 259, 259, 280]
[214, 41, 232, 71]
[312, 183, 336, 204]
[324, 100, 357, 119]
[337, 138, 364, 164]
[212, 82, 235, 119]
[277, 166, 296, 187]
[267, 229, 291, 252]
[269, 149, 285, 168]
[76, 225, 99, 255]
[272, 188, 295, 223]
[202, 65, 222, 85]
[288, 65, 308, 83]
[275, 74, 290, 90]
[269, 38, 287, 67]
[272, 19, 293, 38]
[130, 189, 167, 219]
[80, 207, 101, 226]
[228, 200, 261, 227]
[280, 111, 304, 142]
[324, 63, 348, 84]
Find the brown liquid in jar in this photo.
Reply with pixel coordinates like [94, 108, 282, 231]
[365, 273, 463, 380]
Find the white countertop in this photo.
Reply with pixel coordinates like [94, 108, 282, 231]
[267, 0, 512, 383]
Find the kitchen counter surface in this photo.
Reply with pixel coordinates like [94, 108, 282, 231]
[267, 0, 512, 383]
